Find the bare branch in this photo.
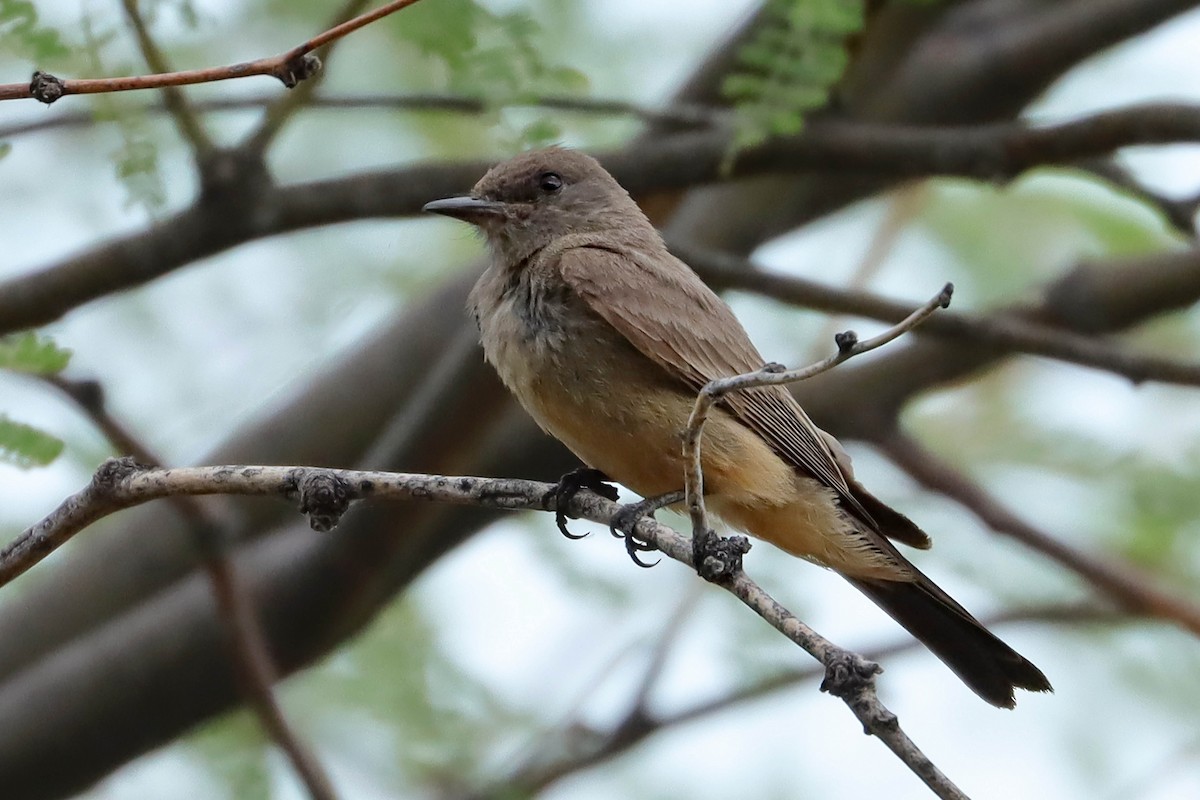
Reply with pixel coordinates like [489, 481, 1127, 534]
[488, 602, 1126, 798]
[674, 285, 962, 798]
[876, 429, 1200, 636]
[119, 0, 213, 158]
[677, 243, 1200, 388]
[11, 460, 968, 799]
[682, 284, 953, 548]
[0, 0, 429, 103]
[0, 92, 723, 140]
[242, 0, 373, 155]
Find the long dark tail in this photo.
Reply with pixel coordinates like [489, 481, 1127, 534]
[848, 575, 1052, 708]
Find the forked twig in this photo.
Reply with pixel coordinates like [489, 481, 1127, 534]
[676, 283, 959, 797]
[682, 282, 954, 542]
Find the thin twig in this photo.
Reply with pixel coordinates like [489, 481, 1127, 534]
[483, 602, 1125, 798]
[42, 378, 339, 800]
[876, 428, 1200, 636]
[0, 0, 428, 103]
[12, 461, 968, 799]
[119, 0, 213, 157]
[0, 93, 723, 140]
[677, 242, 1200, 388]
[243, 0, 373, 154]
[674, 284, 964, 798]
[805, 184, 930, 361]
[682, 283, 954, 544]
[498, 587, 702, 791]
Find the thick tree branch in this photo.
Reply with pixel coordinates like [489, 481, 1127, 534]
[0, 0, 428, 103]
[5, 103, 1200, 335]
[9, 460, 968, 800]
[677, 243, 1200, 388]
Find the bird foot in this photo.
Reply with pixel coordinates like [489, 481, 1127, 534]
[692, 527, 751, 583]
[542, 467, 619, 540]
[608, 490, 685, 568]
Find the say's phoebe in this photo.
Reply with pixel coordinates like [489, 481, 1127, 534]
[424, 147, 1051, 708]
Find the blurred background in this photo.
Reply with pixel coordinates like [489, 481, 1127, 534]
[2, 1, 1199, 798]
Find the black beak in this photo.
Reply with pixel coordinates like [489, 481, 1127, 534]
[422, 196, 506, 223]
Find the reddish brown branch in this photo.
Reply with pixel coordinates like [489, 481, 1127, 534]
[876, 428, 1200, 636]
[244, 0, 374, 154]
[0, 0, 427, 104]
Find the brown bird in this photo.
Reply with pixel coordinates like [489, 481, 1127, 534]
[423, 146, 1052, 708]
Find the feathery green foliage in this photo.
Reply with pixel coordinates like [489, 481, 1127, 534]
[0, 331, 72, 374]
[722, 0, 865, 156]
[0, 332, 71, 468]
[0, 416, 64, 468]
[391, 0, 588, 149]
[79, 10, 166, 212]
[0, 0, 70, 63]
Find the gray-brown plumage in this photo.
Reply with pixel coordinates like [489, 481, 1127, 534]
[423, 147, 1051, 708]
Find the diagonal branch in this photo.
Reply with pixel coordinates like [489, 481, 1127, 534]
[0, 0, 429, 104]
[482, 602, 1125, 798]
[119, 0, 213, 159]
[677, 243, 1200, 388]
[42, 377, 338, 800]
[242, 0, 373, 155]
[683, 283, 954, 546]
[876, 428, 1200, 636]
[10, 460, 968, 800]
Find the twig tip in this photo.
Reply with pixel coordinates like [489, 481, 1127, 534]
[939, 282, 954, 308]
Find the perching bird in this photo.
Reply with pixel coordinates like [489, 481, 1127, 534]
[423, 146, 1051, 708]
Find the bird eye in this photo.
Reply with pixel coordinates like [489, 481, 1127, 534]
[538, 172, 563, 193]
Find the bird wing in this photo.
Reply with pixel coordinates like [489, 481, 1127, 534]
[558, 242, 877, 527]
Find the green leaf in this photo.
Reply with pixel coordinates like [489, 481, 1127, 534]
[78, 11, 166, 213]
[0, 0, 71, 63]
[0, 142, 10, 161]
[389, 0, 589, 151]
[0, 416, 63, 468]
[722, 0, 866, 161]
[0, 331, 72, 374]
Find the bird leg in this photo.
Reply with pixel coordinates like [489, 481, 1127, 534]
[542, 467, 619, 539]
[609, 490, 685, 568]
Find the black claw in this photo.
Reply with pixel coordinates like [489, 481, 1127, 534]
[692, 528, 751, 583]
[608, 490, 684, 569]
[542, 467, 618, 540]
[626, 537, 660, 568]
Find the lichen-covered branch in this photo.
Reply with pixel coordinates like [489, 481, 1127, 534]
[9, 459, 967, 799]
